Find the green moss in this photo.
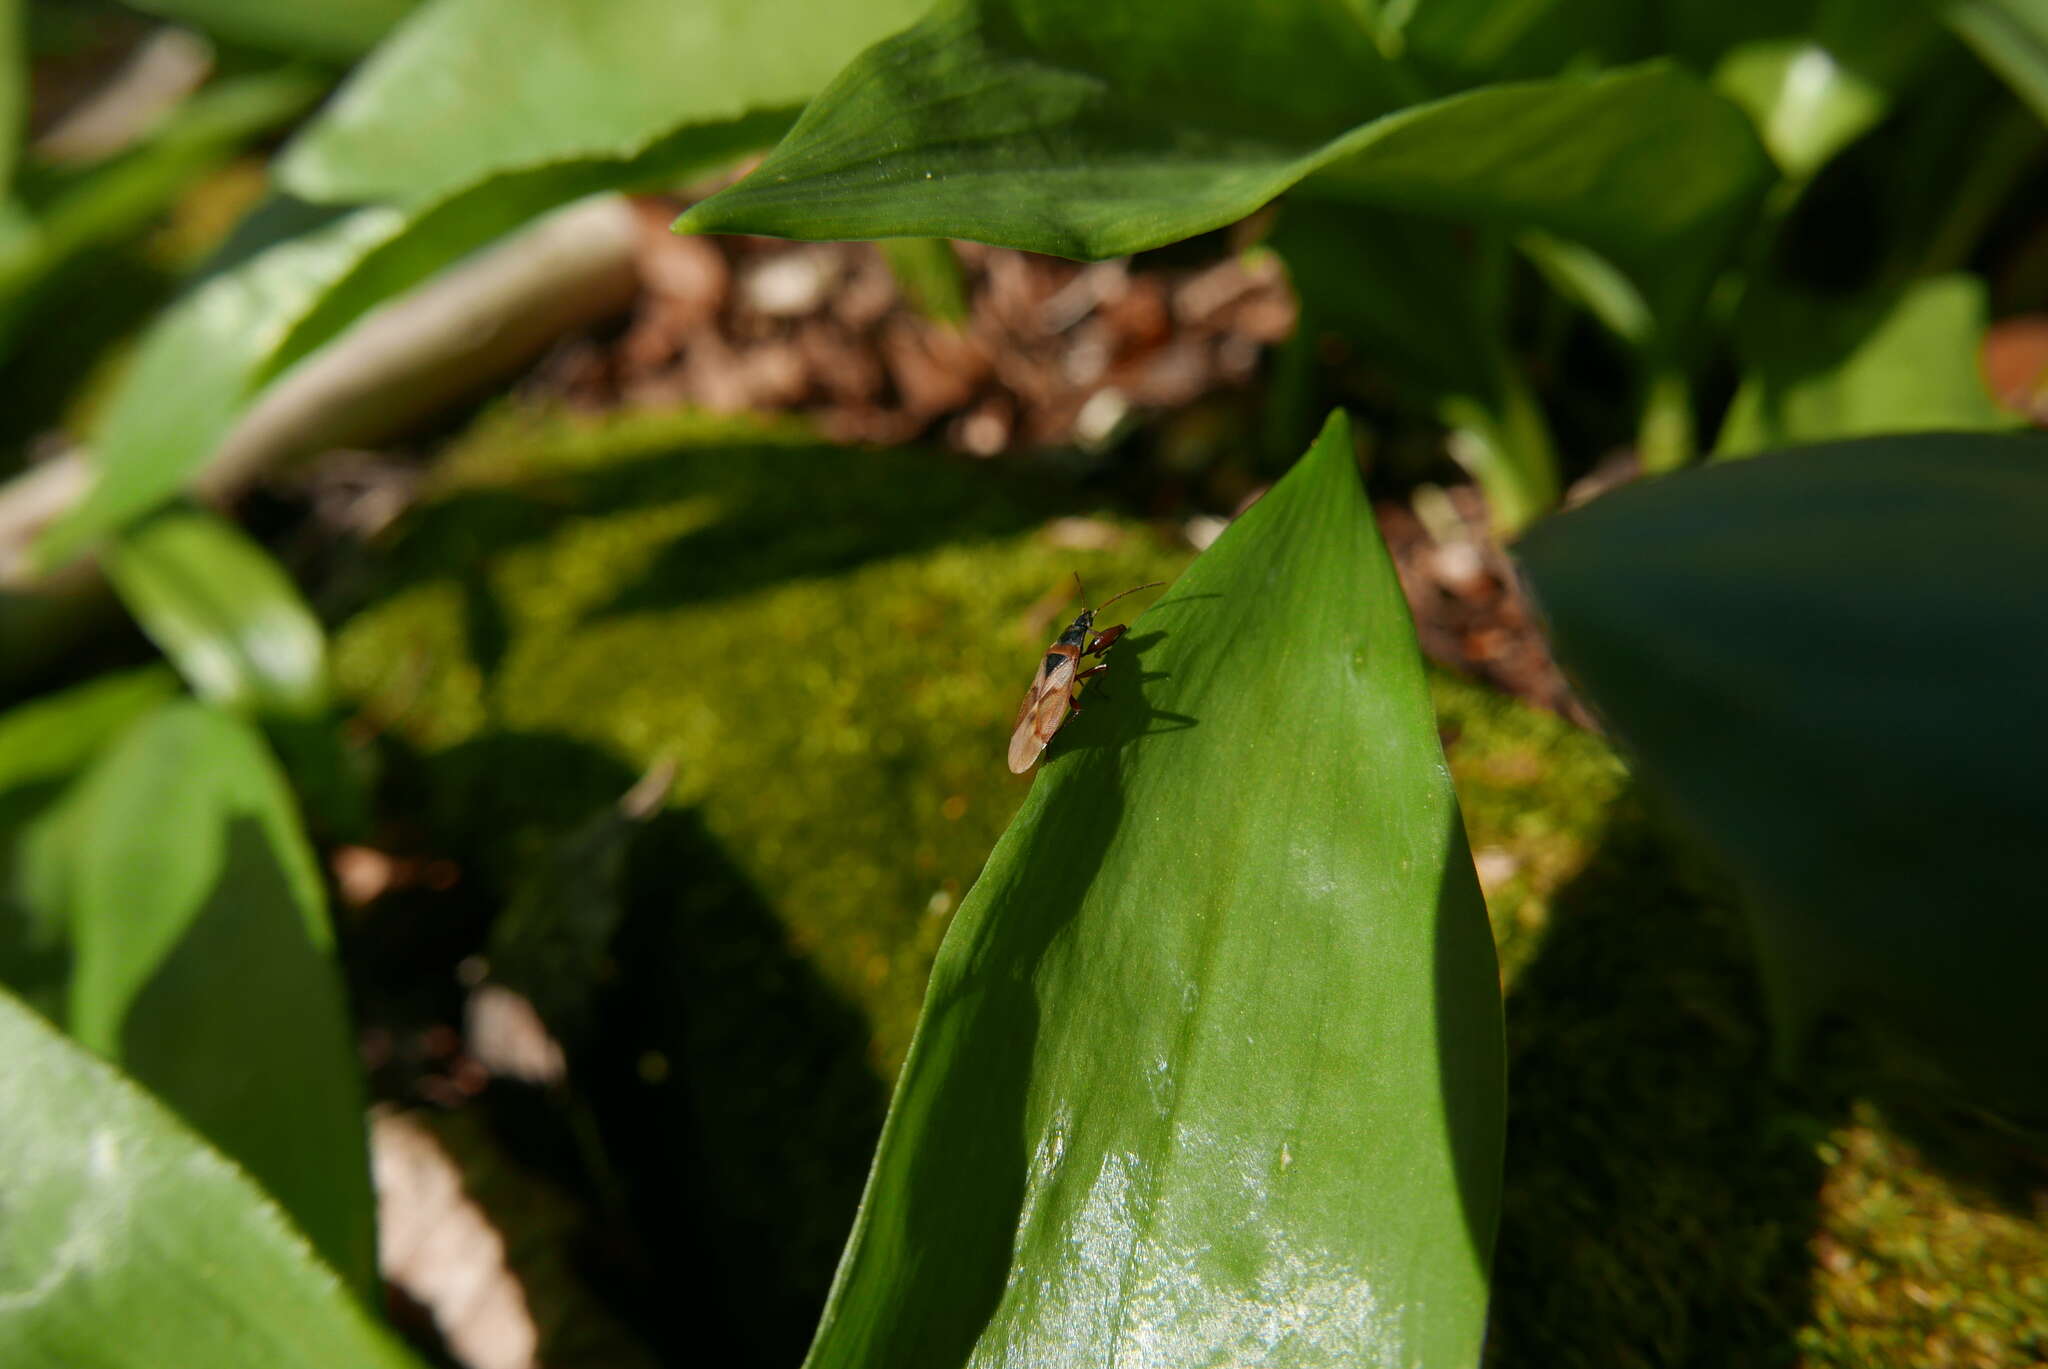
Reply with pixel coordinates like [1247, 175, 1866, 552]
[335, 404, 2047, 1368]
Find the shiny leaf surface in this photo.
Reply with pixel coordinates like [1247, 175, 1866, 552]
[0, 987, 419, 1367]
[105, 504, 329, 718]
[805, 413, 1503, 1366]
[1516, 433, 2048, 1124]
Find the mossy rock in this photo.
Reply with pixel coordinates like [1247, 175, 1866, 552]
[333, 405, 2046, 1368]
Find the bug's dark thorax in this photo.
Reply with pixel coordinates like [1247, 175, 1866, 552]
[1044, 610, 1092, 673]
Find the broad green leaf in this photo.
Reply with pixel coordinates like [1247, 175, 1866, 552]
[806, 413, 1503, 1366]
[277, 0, 929, 206]
[105, 505, 328, 719]
[1516, 433, 2048, 1125]
[60, 701, 375, 1291]
[680, 3, 1772, 330]
[0, 986, 421, 1368]
[1715, 274, 2009, 457]
[0, 668, 178, 1012]
[35, 200, 401, 569]
[120, 0, 420, 61]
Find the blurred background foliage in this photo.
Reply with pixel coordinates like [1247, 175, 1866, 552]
[0, 0, 2045, 1366]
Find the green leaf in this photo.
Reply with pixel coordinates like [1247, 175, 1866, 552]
[1716, 274, 2009, 457]
[276, 0, 929, 206]
[0, 69, 326, 358]
[105, 505, 328, 719]
[0, 0, 22, 198]
[1388, 0, 1650, 89]
[805, 413, 1503, 1366]
[1712, 0, 1943, 179]
[680, 3, 1771, 330]
[34, 200, 401, 569]
[59, 701, 375, 1292]
[0, 986, 421, 1368]
[0, 668, 178, 1012]
[35, 0, 932, 569]
[1948, 0, 2048, 122]
[879, 237, 970, 325]
[1272, 202, 1559, 529]
[1515, 433, 2048, 1125]
[119, 0, 421, 61]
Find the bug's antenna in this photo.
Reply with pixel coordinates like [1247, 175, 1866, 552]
[1072, 571, 1086, 604]
[1094, 580, 1164, 612]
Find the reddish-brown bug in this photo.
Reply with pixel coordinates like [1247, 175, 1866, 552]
[1008, 577, 1163, 774]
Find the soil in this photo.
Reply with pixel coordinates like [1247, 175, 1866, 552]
[516, 193, 1593, 727]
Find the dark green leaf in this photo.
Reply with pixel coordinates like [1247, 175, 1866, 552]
[276, 0, 928, 206]
[59, 701, 375, 1290]
[1390, 0, 1650, 90]
[1516, 433, 2048, 1124]
[119, 0, 420, 61]
[806, 413, 1503, 1366]
[680, 3, 1771, 329]
[1948, 0, 2048, 121]
[1273, 202, 1558, 528]
[1716, 274, 2009, 457]
[0, 986, 421, 1367]
[105, 505, 328, 719]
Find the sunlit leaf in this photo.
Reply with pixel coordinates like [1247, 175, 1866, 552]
[1712, 0, 1943, 179]
[805, 413, 1503, 1366]
[35, 0, 930, 569]
[680, 1, 1771, 331]
[1716, 274, 2009, 457]
[0, 986, 420, 1368]
[105, 504, 328, 718]
[276, 0, 927, 206]
[1516, 433, 2048, 1125]
[59, 701, 375, 1290]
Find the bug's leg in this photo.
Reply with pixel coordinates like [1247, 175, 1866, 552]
[1085, 623, 1127, 658]
[1075, 662, 1112, 702]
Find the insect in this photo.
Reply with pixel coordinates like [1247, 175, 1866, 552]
[1008, 577, 1163, 774]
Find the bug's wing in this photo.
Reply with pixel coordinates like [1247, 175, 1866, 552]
[1008, 688, 1072, 774]
[1008, 657, 1075, 774]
